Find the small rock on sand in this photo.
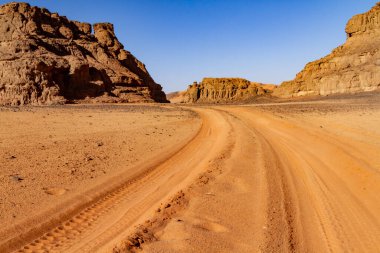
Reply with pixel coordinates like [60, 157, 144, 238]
[10, 174, 24, 182]
[43, 187, 67, 196]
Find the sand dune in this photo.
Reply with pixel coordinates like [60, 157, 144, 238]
[1, 97, 379, 252]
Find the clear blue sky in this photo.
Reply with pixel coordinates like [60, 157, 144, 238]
[1, 1, 378, 92]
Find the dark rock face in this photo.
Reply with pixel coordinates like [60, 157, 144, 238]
[0, 2, 168, 105]
[273, 2, 380, 98]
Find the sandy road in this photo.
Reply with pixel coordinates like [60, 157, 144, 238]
[3, 108, 232, 253]
[225, 107, 380, 252]
[3, 105, 380, 252]
[142, 106, 380, 253]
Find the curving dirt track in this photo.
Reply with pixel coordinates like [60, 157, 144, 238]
[2, 108, 231, 253]
[224, 106, 380, 252]
[2, 104, 380, 252]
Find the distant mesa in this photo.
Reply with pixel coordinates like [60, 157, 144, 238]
[273, 2, 380, 98]
[168, 78, 275, 103]
[0, 2, 168, 105]
[166, 90, 187, 104]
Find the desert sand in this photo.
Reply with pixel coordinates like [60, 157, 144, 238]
[0, 105, 200, 252]
[1, 2, 379, 252]
[0, 93, 379, 252]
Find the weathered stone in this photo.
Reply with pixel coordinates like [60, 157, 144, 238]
[173, 78, 274, 103]
[274, 2, 380, 98]
[72, 21, 92, 35]
[0, 2, 168, 105]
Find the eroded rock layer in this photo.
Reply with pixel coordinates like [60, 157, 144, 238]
[0, 2, 167, 105]
[176, 78, 274, 103]
[274, 2, 380, 98]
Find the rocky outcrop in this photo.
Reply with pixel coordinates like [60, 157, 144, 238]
[0, 2, 167, 105]
[174, 78, 274, 103]
[274, 2, 380, 98]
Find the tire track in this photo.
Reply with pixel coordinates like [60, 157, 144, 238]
[112, 109, 238, 252]
[226, 112, 300, 252]
[9, 108, 233, 253]
[5, 105, 380, 253]
[228, 106, 380, 253]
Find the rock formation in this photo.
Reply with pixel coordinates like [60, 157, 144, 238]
[173, 78, 274, 103]
[0, 2, 168, 105]
[274, 2, 380, 98]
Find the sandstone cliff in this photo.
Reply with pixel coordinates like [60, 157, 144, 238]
[0, 2, 168, 105]
[172, 78, 274, 103]
[273, 2, 380, 98]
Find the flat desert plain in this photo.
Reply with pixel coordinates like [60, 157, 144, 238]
[1, 93, 380, 252]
